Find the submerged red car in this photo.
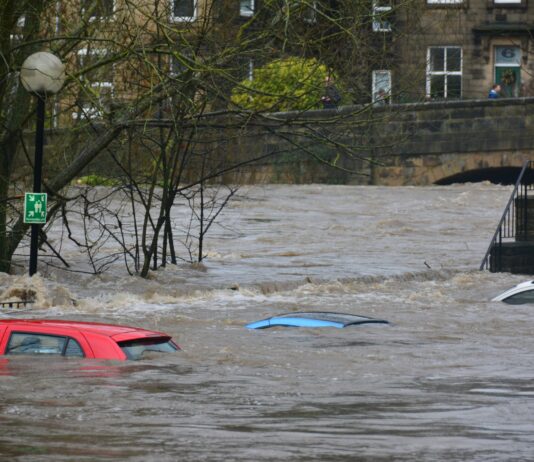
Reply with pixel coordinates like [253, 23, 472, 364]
[0, 319, 179, 360]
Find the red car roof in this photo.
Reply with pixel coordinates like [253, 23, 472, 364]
[0, 319, 169, 341]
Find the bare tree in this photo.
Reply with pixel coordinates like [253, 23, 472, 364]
[0, 0, 419, 276]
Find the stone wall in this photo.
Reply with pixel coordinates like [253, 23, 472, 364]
[27, 97, 534, 187]
[369, 97, 534, 185]
[226, 97, 534, 185]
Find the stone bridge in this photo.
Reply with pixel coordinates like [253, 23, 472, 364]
[32, 97, 534, 187]
[231, 97, 534, 186]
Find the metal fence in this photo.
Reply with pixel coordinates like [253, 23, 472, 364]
[480, 160, 534, 272]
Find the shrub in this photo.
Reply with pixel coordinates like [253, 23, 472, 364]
[231, 57, 333, 112]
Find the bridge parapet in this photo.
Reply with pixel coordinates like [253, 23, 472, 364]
[223, 97, 534, 185]
[361, 97, 534, 185]
[24, 97, 534, 186]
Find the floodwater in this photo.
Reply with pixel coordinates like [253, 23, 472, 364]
[0, 183, 533, 461]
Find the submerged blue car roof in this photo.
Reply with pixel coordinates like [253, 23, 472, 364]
[245, 311, 389, 329]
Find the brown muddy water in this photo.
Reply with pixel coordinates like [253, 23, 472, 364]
[0, 184, 533, 461]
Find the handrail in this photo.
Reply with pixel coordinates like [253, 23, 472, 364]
[480, 160, 533, 271]
[0, 300, 34, 308]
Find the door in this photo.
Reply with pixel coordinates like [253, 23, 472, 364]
[495, 46, 521, 97]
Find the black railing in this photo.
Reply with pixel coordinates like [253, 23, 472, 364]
[0, 300, 34, 309]
[480, 160, 534, 272]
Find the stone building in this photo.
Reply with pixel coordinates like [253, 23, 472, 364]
[13, 0, 534, 115]
[385, 0, 534, 102]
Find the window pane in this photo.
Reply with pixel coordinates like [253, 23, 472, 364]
[373, 70, 391, 102]
[430, 75, 445, 98]
[119, 338, 178, 360]
[373, 1, 392, 32]
[6, 333, 66, 355]
[447, 75, 462, 98]
[78, 83, 113, 119]
[174, 0, 195, 17]
[374, 71, 391, 90]
[65, 339, 85, 357]
[78, 50, 113, 83]
[504, 290, 534, 304]
[495, 46, 521, 66]
[240, 0, 253, 16]
[447, 48, 461, 72]
[373, 18, 391, 32]
[430, 48, 444, 72]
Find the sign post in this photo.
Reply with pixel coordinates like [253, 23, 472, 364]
[24, 193, 47, 225]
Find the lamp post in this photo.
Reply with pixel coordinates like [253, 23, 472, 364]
[20, 52, 65, 276]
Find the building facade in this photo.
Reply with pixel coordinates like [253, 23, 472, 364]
[384, 0, 534, 102]
[12, 0, 534, 119]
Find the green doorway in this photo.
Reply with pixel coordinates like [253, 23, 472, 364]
[494, 47, 521, 97]
[495, 67, 520, 97]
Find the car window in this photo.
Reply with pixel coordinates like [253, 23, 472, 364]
[5, 332, 85, 357]
[118, 338, 178, 360]
[64, 338, 85, 357]
[6, 332, 66, 355]
[503, 290, 534, 304]
[503, 290, 534, 305]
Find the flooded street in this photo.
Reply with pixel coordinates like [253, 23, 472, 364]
[1, 183, 533, 461]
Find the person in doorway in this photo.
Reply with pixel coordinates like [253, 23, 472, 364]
[488, 83, 501, 99]
[321, 76, 341, 109]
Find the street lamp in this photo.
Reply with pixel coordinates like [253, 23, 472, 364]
[20, 52, 65, 276]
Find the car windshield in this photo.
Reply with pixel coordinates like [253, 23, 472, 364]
[503, 290, 534, 304]
[118, 338, 178, 360]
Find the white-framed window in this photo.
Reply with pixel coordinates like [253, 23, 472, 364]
[74, 48, 114, 120]
[81, 0, 114, 20]
[172, 0, 197, 21]
[426, 0, 463, 4]
[372, 70, 391, 104]
[240, 0, 254, 17]
[372, 0, 392, 32]
[426, 46, 462, 99]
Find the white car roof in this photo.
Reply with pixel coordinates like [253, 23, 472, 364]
[492, 280, 534, 301]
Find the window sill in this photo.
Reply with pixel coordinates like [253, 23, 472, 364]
[170, 15, 197, 22]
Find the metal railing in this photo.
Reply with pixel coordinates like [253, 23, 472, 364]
[480, 160, 534, 272]
[0, 300, 34, 309]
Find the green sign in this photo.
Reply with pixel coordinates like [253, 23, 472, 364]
[24, 193, 47, 224]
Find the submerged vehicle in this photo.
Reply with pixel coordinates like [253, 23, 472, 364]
[246, 311, 389, 329]
[492, 280, 534, 304]
[0, 319, 179, 360]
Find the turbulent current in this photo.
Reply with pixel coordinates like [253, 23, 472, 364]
[0, 183, 533, 461]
